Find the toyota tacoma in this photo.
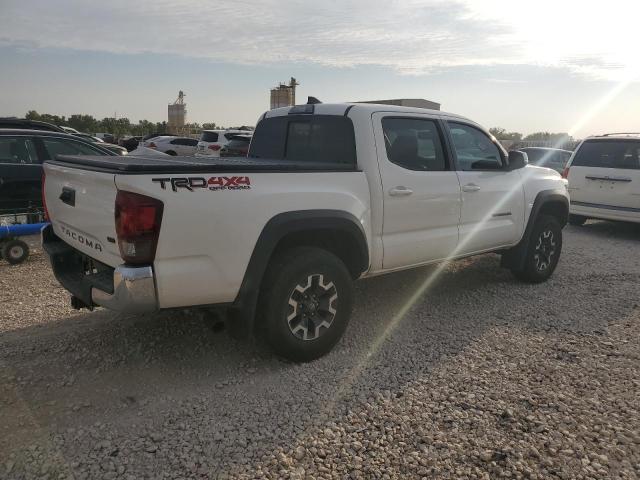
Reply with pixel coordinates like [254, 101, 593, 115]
[42, 102, 569, 361]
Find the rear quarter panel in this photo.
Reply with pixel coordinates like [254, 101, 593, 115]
[114, 171, 371, 308]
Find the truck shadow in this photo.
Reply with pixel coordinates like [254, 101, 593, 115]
[1, 242, 638, 472]
[571, 219, 640, 241]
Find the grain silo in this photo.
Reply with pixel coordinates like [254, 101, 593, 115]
[270, 78, 299, 109]
[168, 91, 186, 133]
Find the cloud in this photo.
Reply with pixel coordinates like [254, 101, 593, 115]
[0, 0, 637, 80]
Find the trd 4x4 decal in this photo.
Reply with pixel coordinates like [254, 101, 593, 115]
[152, 176, 251, 192]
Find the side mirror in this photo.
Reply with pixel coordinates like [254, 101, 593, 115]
[507, 150, 528, 171]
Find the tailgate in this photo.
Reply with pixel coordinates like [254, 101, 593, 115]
[570, 166, 640, 209]
[44, 162, 122, 267]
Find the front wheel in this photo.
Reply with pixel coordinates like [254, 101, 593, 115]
[259, 247, 354, 362]
[511, 215, 562, 283]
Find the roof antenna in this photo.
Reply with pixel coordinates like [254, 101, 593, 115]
[307, 96, 322, 105]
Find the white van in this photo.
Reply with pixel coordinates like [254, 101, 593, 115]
[565, 133, 640, 225]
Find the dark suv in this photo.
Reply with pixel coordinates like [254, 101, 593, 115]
[0, 130, 114, 212]
[0, 118, 65, 133]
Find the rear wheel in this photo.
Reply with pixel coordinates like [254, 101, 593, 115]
[1, 239, 29, 265]
[259, 247, 354, 362]
[511, 215, 562, 283]
[568, 214, 587, 226]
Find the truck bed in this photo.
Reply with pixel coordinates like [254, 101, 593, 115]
[48, 155, 358, 174]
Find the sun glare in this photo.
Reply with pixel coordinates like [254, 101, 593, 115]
[463, 0, 640, 81]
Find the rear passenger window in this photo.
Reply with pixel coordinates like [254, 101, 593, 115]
[0, 137, 38, 164]
[42, 138, 107, 159]
[382, 118, 448, 171]
[572, 140, 640, 170]
[249, 115, 356, 165]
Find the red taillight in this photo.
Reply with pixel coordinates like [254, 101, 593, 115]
[115, 191, 163, 265]
[208, 144, 221, 151]
[41, 171, 49, 221]
[148, 142, 156, 148]
[561, 167, 570, 179]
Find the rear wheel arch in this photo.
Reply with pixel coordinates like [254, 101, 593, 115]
[232, 210, 369, 313]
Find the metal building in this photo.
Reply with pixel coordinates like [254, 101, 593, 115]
[270, 78, 299, 109]
[168, 91, 186, 133]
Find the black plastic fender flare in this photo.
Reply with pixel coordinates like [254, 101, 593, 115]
[501, 189, 569, 271]
[228, 210, 369, 334]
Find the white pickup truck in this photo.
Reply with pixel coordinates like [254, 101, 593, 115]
[42, 102, 569, 361]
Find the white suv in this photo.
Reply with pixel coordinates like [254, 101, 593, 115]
[195, 130, 251, 157]
[565, 133, 640, 225]
[144, 136, 199, 156]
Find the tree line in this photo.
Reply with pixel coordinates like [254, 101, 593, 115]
[24, 110, 220, 137]
[22, 111, 573, 145]
[489, 127, 574, 143]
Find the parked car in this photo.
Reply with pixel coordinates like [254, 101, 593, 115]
[141, 133, 176, 143]
[0, 118, 64, 133]
[195, 130, 250, 157]
[564, 133, 640, 225]
[119, 136, 142, 152]
[94, 132, 116, 144]
[518, 147, 572, 173]
[0, 129, 115, 213]
[220, 134, 252, 157]
[71, 133, 127, 155]
[42, 102, 569, 362]
[145, 136, 198, 156]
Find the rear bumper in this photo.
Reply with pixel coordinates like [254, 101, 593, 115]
[42, 225, 158, 313]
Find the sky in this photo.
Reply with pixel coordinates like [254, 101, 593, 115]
[0, 0, 639, 138]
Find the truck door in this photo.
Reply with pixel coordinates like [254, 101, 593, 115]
[445, 121, 525, 255]
[373, 113, 462, 270]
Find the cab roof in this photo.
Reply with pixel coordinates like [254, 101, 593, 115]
[264, 102, 473, 123]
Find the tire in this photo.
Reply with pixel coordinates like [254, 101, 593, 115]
[511, 215, 562, 283]
[165, 150, 177, 156]
[1, 239, 29, 265]
[259, 247, 354, 362]
[568, 214, 587, 226]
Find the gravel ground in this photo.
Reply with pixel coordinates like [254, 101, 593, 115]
[1, 221, 639, 479]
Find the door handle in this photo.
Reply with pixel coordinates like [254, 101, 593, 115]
[389, 186, 413, 197]
[462, 183, 481, 192]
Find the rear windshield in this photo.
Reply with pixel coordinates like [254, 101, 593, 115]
[227, 138, 251, 148]
[572, 140, 640, 170]
[200, 131, 219, 142]
[249, 115, 356, 165]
